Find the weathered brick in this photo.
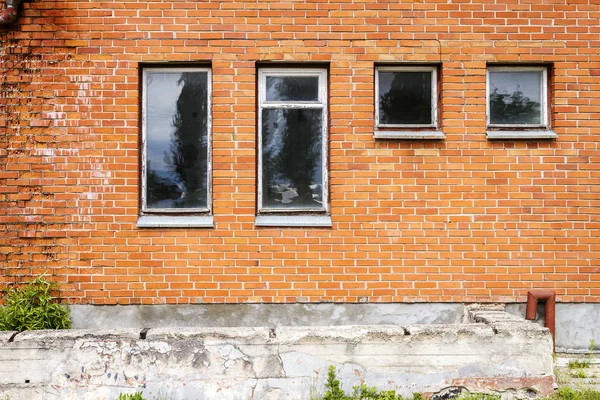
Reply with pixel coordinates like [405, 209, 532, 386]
[0, 0, 598, 305]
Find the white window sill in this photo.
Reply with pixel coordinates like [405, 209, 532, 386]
[374, 130, 445, 140]
[486, 130, 558, 140]
[255, 215, 332, 227]
[137, 215, 214, 228]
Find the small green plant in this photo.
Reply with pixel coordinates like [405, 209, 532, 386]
[571, 370, 588, 379]
[0, 275, 71, 331]
[323, 366, 347, 400]
[552, 387, 600, 400]
[568, 360, 591, 369]
[118, 392, 146, 400]
[321, 366, 421, 400]
[590, 339, 597, 354]
[555, 387, 580, 400]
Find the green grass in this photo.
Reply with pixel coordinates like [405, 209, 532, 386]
[552, 387, 600, 400]
[571, 370, 588, 379]
[569, 360, 591, 369]
[311, 365, 600, 400]
[0, 275, 71, 332]
[117, 393, 146, 400]
[316, 365, 422, 400]
[313, 366, 504, 400]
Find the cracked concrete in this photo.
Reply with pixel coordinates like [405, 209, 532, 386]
[0, 310, 553, 400]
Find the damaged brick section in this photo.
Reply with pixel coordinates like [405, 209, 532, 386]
[1, 2, 78, 295]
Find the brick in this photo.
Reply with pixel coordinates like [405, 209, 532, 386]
[0, 0, 598, 306]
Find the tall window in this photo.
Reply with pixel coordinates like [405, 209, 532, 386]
[257, 68, 328, 214]
[141, 67, 211, 214]
[375, 66, 438, 129]
[487, 66, 548, 128]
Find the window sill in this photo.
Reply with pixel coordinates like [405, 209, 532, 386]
[486, 130, 557, 140]
[374, 130, 445, 140]
[137, 215, 214, 228]
[255, 215, 332, 227]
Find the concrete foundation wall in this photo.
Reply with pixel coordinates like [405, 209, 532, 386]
[71, 302, 600, 352]
[0, 310, 553, 400]
[506, 303, 600, 353]
[70, 303, 465, 329]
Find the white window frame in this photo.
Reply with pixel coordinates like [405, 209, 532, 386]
[257, 68, 329, 214]
[140, 67, 212, 215]
[375, 66, 438, 129]
[486, 66, 548, 129]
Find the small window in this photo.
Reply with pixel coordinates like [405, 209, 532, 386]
[257, 68, 329, 223]
[139, 67, 212, 227]
[487, 66, 548, 128]
[376, 66, 437, 128]
[486, 66, 555, 139]
[374, 66, 442, 139]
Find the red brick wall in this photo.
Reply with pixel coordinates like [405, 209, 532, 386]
[1, 0, 598, 305]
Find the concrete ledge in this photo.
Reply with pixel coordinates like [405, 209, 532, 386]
[0, 331, 17, 343]
[0, 309, 554, 400]
[374, 130, 445, 140]
[146, 326, 270, 343]
[254, 215, 332, 227]
[486, 130, 558, 140]
[274, 324, 408, 343]
[136, 215, 214, 228]
[12, 329, 141, 342]
[405, 323, 494, 338]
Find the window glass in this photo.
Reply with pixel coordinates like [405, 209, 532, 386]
[266, 76, 320, 102]
[261, 108, 323, 209]
[144, 70, 210, 211]
[259, 69, 327, 213]
[378, 70, 433, 126]
[488, 70, 543, 126]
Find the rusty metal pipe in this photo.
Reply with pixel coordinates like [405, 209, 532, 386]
[525, 290, 556, 351]
[0, 0, 23, 25]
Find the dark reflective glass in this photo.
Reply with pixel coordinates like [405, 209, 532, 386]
[378, 71, 432, 125]
[261, 108, 324, 209]
[266, 76, 319, 102]
[145, 71, 209, 210]
[489, 71, 542, 125]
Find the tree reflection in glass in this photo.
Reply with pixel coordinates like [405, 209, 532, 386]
[266, 76, 319, 101]
[489, 71, 542, 125]
[261, 75, 324, 210]
[145, 71, 209, 210]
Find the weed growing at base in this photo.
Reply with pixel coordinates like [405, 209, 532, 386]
[552, 387, 600, 400]
[318, 365, 421, 400]
[314, 366, 519, 400]
[0, 275, 71, 331]
[313, 366, 600, 400]
[569, 360, 591, 369]
[117, 392, 146, 400]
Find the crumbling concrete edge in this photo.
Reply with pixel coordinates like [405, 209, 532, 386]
[0, 310, 555, 399]
[463, 306, 555, 397]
